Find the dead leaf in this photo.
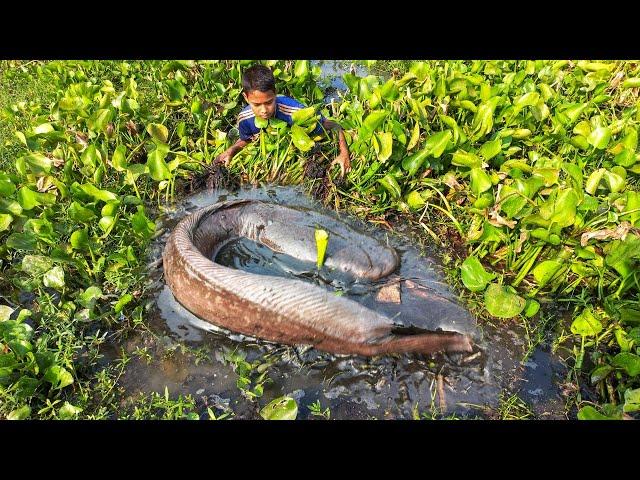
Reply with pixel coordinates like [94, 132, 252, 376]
[488, 205, 517, 229]
[610, 71, 625, 90]
[580, 222, 633, 246]
[514, 230, 529, 254]
[125, 121, 138, 135]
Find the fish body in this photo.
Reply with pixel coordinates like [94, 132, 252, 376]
[163, 200, 473, 356]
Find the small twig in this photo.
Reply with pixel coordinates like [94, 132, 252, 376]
[437, 374, 446, 412]
[147, 258, 163, 270]
[462, 352, 482, 364]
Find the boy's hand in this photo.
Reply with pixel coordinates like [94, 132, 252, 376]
[330, 152, 351, 177]
[214, 151, 233, 167]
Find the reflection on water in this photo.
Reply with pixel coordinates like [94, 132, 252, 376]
[117, 184, 569, 419]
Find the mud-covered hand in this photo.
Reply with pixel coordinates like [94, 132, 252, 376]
[330, 152, 351, 177]
[214, 150, 233, 167]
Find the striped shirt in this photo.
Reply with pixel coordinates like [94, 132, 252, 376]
[237, 95, 325, 141]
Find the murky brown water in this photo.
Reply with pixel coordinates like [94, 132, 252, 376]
[115, 184, 571, 419]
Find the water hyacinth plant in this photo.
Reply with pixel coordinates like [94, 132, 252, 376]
[1, 59, 640, 419]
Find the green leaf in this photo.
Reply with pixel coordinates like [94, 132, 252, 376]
[514, 91, 540, 111]
[81, 145, 101, 168]
[0, 213, 13, 232]
[524, 298, 540, 317]
[147, 149, 172, 181]
[623, 388, 640, 413]
[78, 286, 103, 310]
[603, 170, 625, 194]
[585, 168, 605, 195]
[294, 60, 309, 77]
[499, 185, 527, 218]
[166, 79, 187, 102]
[558, 103, 588, 125]
[407, 122, 420, 151]
[551, 189, 579, 227]
[451, 150, 482, 168]
[479, 139, 502, 161]
[590, 365, 614, 384]
[291, 125, 314, 152]
[605, 234, 640, 276]
[612, 353, 640, 377]
[401, 147, 430, 177]
[17, 186, 55, 210]
[405, 190, 426, 210]
[571, 307, 603, 337]
[622, 78, 640, 89]
[470, 96, 500, 140]
[114, 293, 133, 314]
[112, 145, 128, 171]
[614, 148, 636, 167]
[377, 174, 401, 199]
[6, 232, 37, 251]
[621, 126, 638, 151]
[363, 111, 388, 132]
[87, 108, 113, 132]
[0, 305, 14, 322]
[68, 201, 97, 223]
[532, 260, 563, 287]
[21, 255, 53, 276]
[375, 132, 393, 162]
[259, 396, 298, 420]
[254, 116, 268, 129]
[0, 177, 16, 197]
[16, 153, 52, 176]
[58, 401, 83, 419]
[587, 126, 612, 149]
[43, 266, 65, 291]
[6, 405, 31, 420]
[424, 130, 452, 158]
[146, 123, 169, 143]
[98, 216, 116, 234]
[461, 256, 495, 292]
[13, 376, 39, 399]
[79, 183, 117, 202]
[291, 107, 316, 125]
[538, 188, 579, 228]
[573, 120, 592, 137]
[484, 283, 526, 318]
[44, 365, 74, 390]
[69, 230, 89, 251]
[577, 406, 613, 420]
[470, 168, 493, 196]
[621, 191, 640, 226]
[131, 206, 155, 239]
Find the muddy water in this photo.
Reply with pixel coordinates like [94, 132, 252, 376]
[117, 185, 570, 419]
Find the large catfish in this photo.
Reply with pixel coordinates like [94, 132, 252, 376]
[163, 200, 473, 356]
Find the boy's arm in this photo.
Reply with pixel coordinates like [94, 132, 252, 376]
[322, 118, 351, 177]
[215, 139, 250, 166]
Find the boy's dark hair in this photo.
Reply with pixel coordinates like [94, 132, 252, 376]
[242, 65, 276, 94]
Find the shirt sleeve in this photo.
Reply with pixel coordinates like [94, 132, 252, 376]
[238, 119, 253, 141]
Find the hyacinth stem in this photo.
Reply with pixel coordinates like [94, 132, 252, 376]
[315, 228, 329, 269]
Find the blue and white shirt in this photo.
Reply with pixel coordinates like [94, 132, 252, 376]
[237, 95, 325, 141]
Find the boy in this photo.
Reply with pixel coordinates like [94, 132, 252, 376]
[214, 64, 351, 176]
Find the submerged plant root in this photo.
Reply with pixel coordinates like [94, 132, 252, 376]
[303, 152, 345, 202]
[187, 164, 240, 193]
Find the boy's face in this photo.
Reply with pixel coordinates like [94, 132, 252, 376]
[243, 89, 276, 120]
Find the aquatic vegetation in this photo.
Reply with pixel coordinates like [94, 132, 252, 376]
[1, 59, 639, 419]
